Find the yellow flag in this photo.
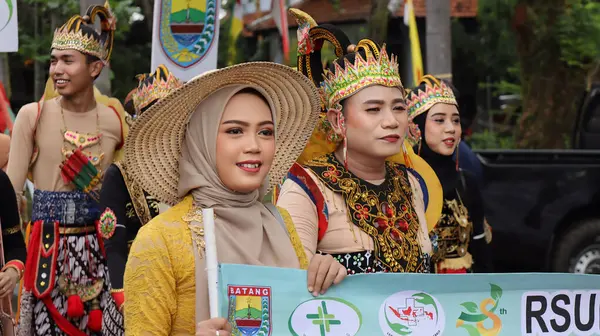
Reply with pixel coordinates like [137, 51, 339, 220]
[404, 0, 423, 87]
[228, 0, 244, 65]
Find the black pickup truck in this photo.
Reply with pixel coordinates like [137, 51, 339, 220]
[475, 84, 600, 274]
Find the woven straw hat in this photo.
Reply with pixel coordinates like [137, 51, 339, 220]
[124, 62, 321, 206]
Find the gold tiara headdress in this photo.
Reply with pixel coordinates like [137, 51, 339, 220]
[51, 1, 116, 63]
[320, 43, 402, 110]
[131, 65, 183, 114]
[406, 75, 457, 119]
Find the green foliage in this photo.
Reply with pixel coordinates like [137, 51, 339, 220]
[453, 0, 520, 87]
[522, 0, 600, 71]
[555, 0, 600, 69]
[469, 129, 516, 150]
[109, 0, 138, 40]
[454, 0, 600, 148]
[17, 0, 78, 62]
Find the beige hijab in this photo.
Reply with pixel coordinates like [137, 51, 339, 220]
[177, 85, 300, 322]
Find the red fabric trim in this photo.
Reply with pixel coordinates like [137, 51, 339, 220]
[111, 291, 124, 309]
[3, 260, 25, 272]
[23, 221, 42, 290]
[2, 260, 25, 275]
[41, 296, 87, 336]
[108, 106, 124, 149]
[288, 163, 329, 241]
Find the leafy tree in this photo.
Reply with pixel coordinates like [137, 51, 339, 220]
[453, 0, 600, 149]
[513, 0, 600, 148]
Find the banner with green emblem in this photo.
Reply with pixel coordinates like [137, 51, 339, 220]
[151, 0, 220, 81]
[219, 264, 600, 336]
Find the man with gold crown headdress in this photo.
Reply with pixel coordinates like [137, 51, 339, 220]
[275, 9, 443, 275]
[8, 2, 126, 335]
[98, 64, 183, 321]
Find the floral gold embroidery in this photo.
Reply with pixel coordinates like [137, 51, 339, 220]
[431, 197, 473, 263]
[304, 154, 428, 273]
[182, 207, 215, 260]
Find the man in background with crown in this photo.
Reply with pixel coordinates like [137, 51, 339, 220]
[98, 64, 182, 322]
[7, 3, 126, 335]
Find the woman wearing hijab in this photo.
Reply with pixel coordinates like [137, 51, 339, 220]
[275, 10, 443, 276]
[123, 62, 346, 335]
[407, 75, 493, 273]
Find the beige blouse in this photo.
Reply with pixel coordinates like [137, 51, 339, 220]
[7, 97, 122, 195]
[276, 166, 432, 261]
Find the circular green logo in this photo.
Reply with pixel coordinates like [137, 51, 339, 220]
[288, 297, 362, 336]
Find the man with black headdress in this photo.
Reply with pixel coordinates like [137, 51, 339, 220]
[7, 2, 126, 335]
[98, 65, 182, 317]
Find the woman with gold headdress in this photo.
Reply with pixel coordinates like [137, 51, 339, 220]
[407, 75, 493, 274]
[9, 3, 126, 335]
[98, 65, 183, 326]
[275, 10, 443, 277]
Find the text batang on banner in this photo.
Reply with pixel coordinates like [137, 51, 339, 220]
[151, 0, 221, 81]
[219, 264, 600, 336]
[0, 0, 18, 52]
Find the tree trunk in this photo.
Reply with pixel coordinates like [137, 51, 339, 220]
[368, 0, 390, 45]
[80, 0, 111, 95]
[513, 1, 587, 149]
[137, 0, 154, 32]
[425, 0, 452, 81]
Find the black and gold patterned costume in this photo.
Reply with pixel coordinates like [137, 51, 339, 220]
[303, 154, 431, 273]
[98, 65, 182, 311]
[0, 169, 26, 279]
[429, 171, 489, 273]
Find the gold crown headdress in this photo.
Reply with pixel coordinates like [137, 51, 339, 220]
[51, 1, 116, 63]
[131, 65, 183, 114]
[406, 75, 457, 119]
[406, 75, 458, 146]
[320, 43, 402, 110]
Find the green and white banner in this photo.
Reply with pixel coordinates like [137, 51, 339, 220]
[219, 264, 600, 336]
